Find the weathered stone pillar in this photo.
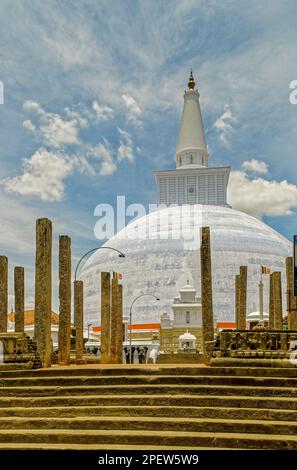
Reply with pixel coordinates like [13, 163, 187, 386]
[238, 266, 247, 330]
[200, 227, 214, 365]
[34, 219, 52, 367]
[235, 274, 240, 329]
[14, 267, 24, 333]
[0, 256, 8, 333]
[269, 273, 274, 329]
[110, 276, 120, 364]
[58, 236, 71, 365]
[286, 257, 297, 330]
[100, 272, 111, 364]
[117, 283, 123, 363]
[74, 280, 84, 364]
[273, 271, 283, 330]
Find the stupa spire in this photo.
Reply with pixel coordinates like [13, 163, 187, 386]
[188, 70, 195, 90]
[175, 71, 208, 169]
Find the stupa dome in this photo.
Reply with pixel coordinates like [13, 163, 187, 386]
[81, 204, 291, 325]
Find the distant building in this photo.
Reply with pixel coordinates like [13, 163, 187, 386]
[7, 310, 60, 348]
[160, 281, 202, 353]
[246, 311, 269, 329]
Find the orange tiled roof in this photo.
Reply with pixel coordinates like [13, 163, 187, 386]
[92, 323, 160, 333]
[92, 326, 102, 332]
[128, 323, 160, 330]
[217, 322, 236, 328]
[8, 310, 59, 326]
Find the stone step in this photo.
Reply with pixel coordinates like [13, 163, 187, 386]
[0, 394, 296, 410]
[0, 416, 296, 435]
[0, 443, 237, 450]
[1, 366, 297, 378]
[1, 383, 297, 398]
[0, 429, 295, 449]
[1, 374, 297, 388]
[1, 405, 297, 421]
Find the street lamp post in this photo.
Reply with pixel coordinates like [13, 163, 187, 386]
[87, 322, 92, 341]
[129, 294, 160, 364]
[74, 246, 125, 282]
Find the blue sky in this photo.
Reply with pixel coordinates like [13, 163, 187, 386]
[0, 0, 297, 310]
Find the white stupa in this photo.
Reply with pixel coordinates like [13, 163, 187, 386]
[81, 72, 291, 325]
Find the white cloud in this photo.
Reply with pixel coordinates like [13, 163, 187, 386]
[228, 170, 297, 217]
[23, 100, 44, 115]
[14, 95, 138, 201]
[22, 119, 36, 132]
[92, 100, 114, 121]
[23, 100, 84, 148]
[3, 148, 77, 202]
[242, 159, 268, 174]
[87, 139, 117, 176]
[121, 94, 142, 127]
[117, 128, 134, 162]
[213, 104, 235, 146]
[39, 113, 81, 148]
[64, 107, 88, 128]
[4, 131, 133, 202]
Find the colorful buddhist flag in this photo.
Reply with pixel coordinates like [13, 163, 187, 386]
[261, 266, 270, 274]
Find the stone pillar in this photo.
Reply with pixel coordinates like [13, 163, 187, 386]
[200, 227, 214, 365]
[269, 273, 275, 330]
[74, 280, 84, 364]
[238, 266, 247, 330]
[100, 272, 111, 364]
[34, 219, 52, 368]
[235, 274, 240, 329]
[0, 256, 8, 333]
[286, 257, 297, 330]
[14, 267, 24, 333]
[58, 236, 71, 365]
[273, 271, 283, 330]
[110, 276, 120, 364]
[117, 283, 123, 363]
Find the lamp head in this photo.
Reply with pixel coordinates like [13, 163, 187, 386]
[118, 253, 125, 258]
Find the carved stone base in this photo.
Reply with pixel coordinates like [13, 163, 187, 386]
[0, 333, 42, 369]
[214, 330, 297, 361]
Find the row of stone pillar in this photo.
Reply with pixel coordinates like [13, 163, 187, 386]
[0, 219, 74, 367]
[0, 218, 124, 368]
[233, 257, 297, 331]
[199, 229, 297, 365]
[101, 272, 123, 364]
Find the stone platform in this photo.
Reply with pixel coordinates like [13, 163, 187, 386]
[157, 352, 203, 364]
[0, 364, 297, 449]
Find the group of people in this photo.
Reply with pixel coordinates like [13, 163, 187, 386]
[124, 346, 149, 364]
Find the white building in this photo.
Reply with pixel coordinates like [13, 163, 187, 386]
[161, 280, 201, 329]
[160, 281, 202, 353]
[81, 72, 291, 325]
